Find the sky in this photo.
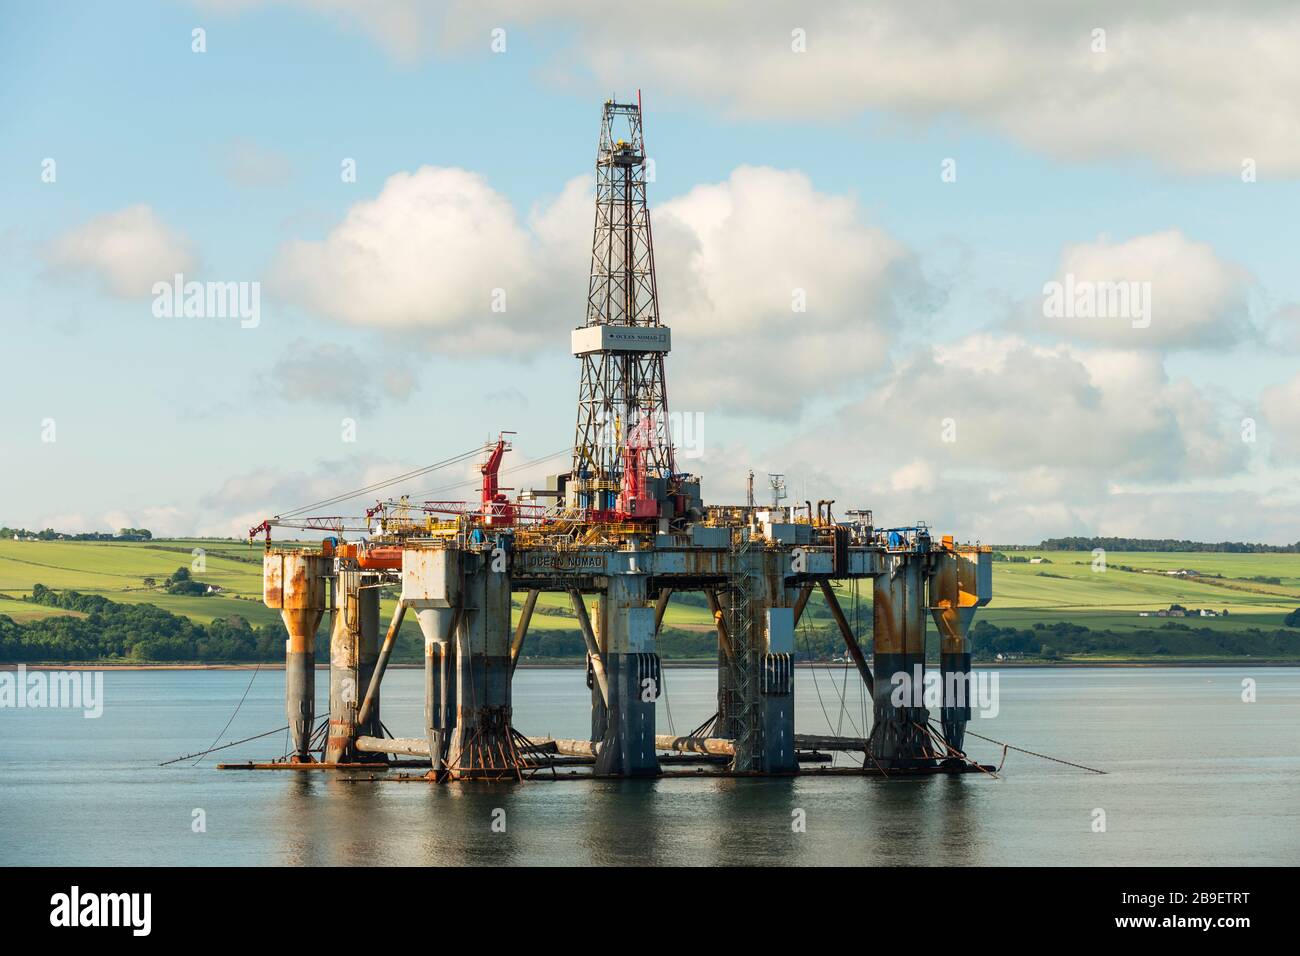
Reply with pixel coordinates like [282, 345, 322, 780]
[2, 0, 1300, 544]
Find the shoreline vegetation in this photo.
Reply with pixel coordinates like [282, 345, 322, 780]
[4, 659, 1299, 671]
[2, 534, 1300, 666]
[3, 582, 1299, 666]
[1001, 536, 1300, 553]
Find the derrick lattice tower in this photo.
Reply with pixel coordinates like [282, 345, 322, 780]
[569, 95, 677, 513]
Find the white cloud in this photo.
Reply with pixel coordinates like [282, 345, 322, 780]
[269, 166, 576, 352]
[856, 334, 1247, 482]
[198, 455, 466, 539]
[1259, 372, 1300, 462]
[101, 507, 189, 537]
[211, 1, 1300, 173]
[31, 513, 91, 534]
[765, 333, 1251, 540]
[223, 139, 293, 186]
[656, 166, 922, 417]
[749, 443, 1300, 546]
[1030, 230, 1255, 349]
[888, 460, 938, 494]
[1267, 303, 1300, 352]
[43, 205, 197, 298]
[32, 507, 191, 538]
[194, 444, 569, 539]
[260, 338, 420, 410]
[268, 164, 922, 415]
[913, 478, 1300, 547]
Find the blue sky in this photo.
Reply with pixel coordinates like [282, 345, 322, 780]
[3, 1, 1299, 543]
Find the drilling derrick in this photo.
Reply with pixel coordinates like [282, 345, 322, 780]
[569, 95, 695, 522]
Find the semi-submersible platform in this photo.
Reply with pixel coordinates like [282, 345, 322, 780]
[243, 96, 993, 781]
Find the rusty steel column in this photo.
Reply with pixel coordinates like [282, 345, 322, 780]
[418, 605, 458, 776]
[592, 569, 657, 776]
[324, 576, 352, 764]
[444, 546, 515, 779]
[869, 553, 934, 768]
[404, 547, 461, 778]
[263, 551, 330, 762]
[325, 570, 381, 763]
[929, 547, 992, 754]
[357, 575, 382, 738]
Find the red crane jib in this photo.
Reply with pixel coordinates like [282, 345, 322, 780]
[481, 438, 516, 526]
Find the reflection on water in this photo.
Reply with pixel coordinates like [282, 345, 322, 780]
[1, 667, 1298, 865]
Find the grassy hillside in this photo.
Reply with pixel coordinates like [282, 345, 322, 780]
[2, 539, 1298, 661]
[0, 537, 723, 661]
[0, 538, 271, 624]
[982, 550, 1300, 633]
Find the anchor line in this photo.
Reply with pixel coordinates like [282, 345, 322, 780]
[688, 711, 718, 740]
[912, 721, 998, 779]
[307, 716, 329, 760]
[660, 664, 676, 738]
[800, 617, 840, 766]
[954, 724, 1106, 774]
[159, 723, 288, 766]
[188, 661, 263, 767]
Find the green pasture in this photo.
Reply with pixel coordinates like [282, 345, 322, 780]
[1, 540, 1297, 637]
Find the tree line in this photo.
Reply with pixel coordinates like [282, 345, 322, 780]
[1027, 537, 1300, 553]
[4, 585, 1298, 664]
[969, 619, 1300, 658]
[2, 526, 153, 541]
[0, 585, 287, 662]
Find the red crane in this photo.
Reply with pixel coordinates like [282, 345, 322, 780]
[480, 432, 516, 526]
[616, 416, 659, 519]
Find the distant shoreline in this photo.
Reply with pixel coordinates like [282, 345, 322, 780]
[4, 659, 1298, 671]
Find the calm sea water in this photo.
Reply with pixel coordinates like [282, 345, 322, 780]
[1, 666, 1297, 866]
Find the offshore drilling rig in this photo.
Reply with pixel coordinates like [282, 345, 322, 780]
[246, 96, 992, 780]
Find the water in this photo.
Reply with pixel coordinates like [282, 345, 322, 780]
[2, 666, 1298, 865]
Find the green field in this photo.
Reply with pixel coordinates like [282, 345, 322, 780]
[981, 551, 1300, 633]
[2, 539, 1299, 659]
[0, 538, 722, 650]
[0, 538, 274, 625]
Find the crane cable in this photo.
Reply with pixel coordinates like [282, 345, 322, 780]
[277, 446, 486, 519]
[403, 447, 571, 501]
